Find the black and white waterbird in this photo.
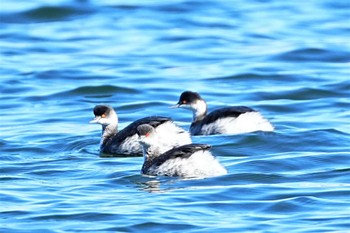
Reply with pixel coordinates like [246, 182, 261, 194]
[90, 105, 191, 156]
[137, 124, 227, 178]
[172, 91, 274, 135]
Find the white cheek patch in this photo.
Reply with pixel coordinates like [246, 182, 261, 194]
[99, 118, 109, 125]
[179, 104, 192, 110]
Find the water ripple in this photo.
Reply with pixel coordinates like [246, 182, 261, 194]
[276, 48, 350, 63]
[3, 5, 96, 23]
[1, 0, 350, 232]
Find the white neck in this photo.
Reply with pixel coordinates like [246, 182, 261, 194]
[140, 136, 162, 161]
[100, 110, 118, 145]
[101, 123, 118, 145]
[192, 99, 207, 122]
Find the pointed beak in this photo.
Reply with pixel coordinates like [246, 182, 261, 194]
[170, 103, 181, 109]
[89, 116, 101, 124]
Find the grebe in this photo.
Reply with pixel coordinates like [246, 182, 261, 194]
[90, 105, 191, 156]
[172, 91, 274, 135]
[137, 124, 227, 178]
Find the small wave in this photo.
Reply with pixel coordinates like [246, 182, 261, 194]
[0, 139, 52, 159]
[207, 73, 292, 81]
[29, 212, 117, 221]
[3, 5, 95, 24]
[257, 86, 341, 101]
[297, 167, 350, 183]
[275, 48, 350, 63]
[33, 85, 139, 100]
[64, 85, 137, 96]
[1, 84, 35, 96]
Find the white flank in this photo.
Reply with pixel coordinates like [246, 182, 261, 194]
[148, 150, 227, 178]
[155, 121, 192, 154]
[201, 112, 274, 135]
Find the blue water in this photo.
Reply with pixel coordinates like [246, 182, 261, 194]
[1, 0, 350, 232]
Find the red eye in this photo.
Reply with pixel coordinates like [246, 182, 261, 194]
[101, 114, 106, 118]
[145, 132, 150, 137]
[182, 100, 187, 104]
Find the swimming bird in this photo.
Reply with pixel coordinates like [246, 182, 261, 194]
[90, 105, 192, 156]
[172, 91, 274, 135]
[137, 124, 227, 178]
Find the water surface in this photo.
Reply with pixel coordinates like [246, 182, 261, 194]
[1, 0, 350, 232]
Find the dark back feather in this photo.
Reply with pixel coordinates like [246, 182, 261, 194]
[142, 144, 211, 173]
[201, 106, 256, 125]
